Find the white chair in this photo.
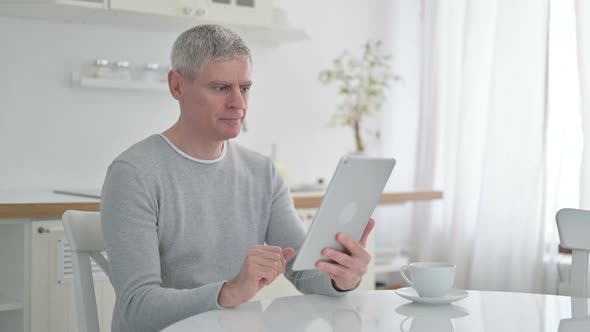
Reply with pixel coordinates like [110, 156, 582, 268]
[556, 208, 590, 299]
[62, 210, 110, 332]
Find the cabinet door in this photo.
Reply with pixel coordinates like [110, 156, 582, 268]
[110, 0, 272, 27]
[30, 220, 115, 332]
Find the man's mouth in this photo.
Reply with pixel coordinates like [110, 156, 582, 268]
[220, 118, 241, 125]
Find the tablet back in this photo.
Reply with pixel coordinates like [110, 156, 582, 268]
[292, 156, 396, 271]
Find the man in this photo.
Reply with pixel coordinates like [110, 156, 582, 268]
[100, 24, 375, 332]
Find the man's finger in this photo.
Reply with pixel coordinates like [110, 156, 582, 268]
[255, 245, 283, 255]
[316, 261, 347, 276]
[336, 232, 371, 262]
[282, 248, 295, 261]
[359, 218, 376, 248]
[249, 256, 281, 271]
[251, 249, 283, 264]
[336, 232, 362, 256]
[322, 248, 359, 269]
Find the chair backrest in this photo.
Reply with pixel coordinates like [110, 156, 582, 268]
[556, 208, 590, 300]
[62, 210, 110, 332]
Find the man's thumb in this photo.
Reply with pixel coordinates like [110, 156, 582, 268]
[282, 247, 295, 261]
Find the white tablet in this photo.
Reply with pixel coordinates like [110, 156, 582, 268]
[291, 155, 396, 271]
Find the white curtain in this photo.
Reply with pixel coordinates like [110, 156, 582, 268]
[577, 0, 590, 210]
[543, 0, 584, 293]
[412, 0, 550, 292]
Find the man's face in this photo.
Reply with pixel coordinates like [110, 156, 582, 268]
[174, 57, 252, 142]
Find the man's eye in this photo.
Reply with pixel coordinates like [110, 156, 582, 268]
[241, 86, 250, 93]
[215, 86, 227, 92]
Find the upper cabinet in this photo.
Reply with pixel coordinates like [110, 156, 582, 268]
[110, 0, 272, 28]
[0, 0, 308, 44]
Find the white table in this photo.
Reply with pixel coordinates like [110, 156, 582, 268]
[162, 290, 590, 332]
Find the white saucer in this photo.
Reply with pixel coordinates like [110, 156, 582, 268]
[395, 287, 469, 304]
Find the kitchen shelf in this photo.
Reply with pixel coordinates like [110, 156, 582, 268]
[0, 292, 22, 312]
[71, 73, 169, 92]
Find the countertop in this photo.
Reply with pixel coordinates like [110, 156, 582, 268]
[0, 190, 100, 219]
[0, 190, 443, 219]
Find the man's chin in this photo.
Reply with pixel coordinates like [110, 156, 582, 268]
[221, 129, 241, 140]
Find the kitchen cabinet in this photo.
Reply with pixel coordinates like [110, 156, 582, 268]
[0, 0, 308, 45]
[0, 220, 29, 332]
[110, 0, 272, 28]
[30, 219, 115, 332]
[0, 192, 105, 332]
[0, 216, 114, 332]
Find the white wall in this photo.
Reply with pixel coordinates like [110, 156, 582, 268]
[0, 17, 179, 190]
[0, 0, 424, 250]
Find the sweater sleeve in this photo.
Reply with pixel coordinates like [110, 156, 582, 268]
[100, 161, 225, 332]
[264, 163, 349, 296]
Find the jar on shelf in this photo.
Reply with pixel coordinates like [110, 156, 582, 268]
[142, 63, 161, 83]
[113, 60, 132, 80]
[92, 59, 112, 79]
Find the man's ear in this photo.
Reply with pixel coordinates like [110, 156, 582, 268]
[168, 70, 183, 101]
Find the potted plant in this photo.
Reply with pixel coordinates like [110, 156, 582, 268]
[319, 40, 400, 153]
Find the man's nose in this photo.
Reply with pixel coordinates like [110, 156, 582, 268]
[227, 87, 246, 109]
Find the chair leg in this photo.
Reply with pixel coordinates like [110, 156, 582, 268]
[570, 250, 589, 299]
[72, 253, 101, 332]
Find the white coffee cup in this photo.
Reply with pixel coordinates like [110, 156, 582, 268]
[400, 262, 456, 298]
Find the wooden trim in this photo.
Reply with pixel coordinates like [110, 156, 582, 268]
[293, 191, 443, 209]
[0, 202, 100, 219]
[559, 245, 572, 255]
[0, 191, 443, 219]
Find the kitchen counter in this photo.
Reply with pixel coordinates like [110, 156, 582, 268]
[0, 190, 100, 219]
[0, 190, 443, 219]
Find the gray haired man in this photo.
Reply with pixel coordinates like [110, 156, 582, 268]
[100, 24, 375, 332]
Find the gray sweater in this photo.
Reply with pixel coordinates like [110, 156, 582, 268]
[100, 135, 343, 332]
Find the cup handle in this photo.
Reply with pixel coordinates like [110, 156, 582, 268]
[400, 316, 412, 332]
[400, 264, 413, 286]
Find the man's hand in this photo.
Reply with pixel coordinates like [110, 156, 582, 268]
[218, 245, 295, 308]
[316, 218, 375, 291]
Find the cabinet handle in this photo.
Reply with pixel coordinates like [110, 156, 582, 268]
[37, 226, 65, 234]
